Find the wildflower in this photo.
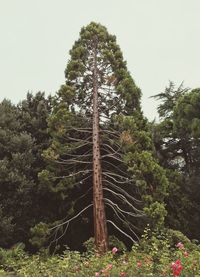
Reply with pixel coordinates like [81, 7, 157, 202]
[192, 260, 197, 265]
[84, 261, 90, 267]
[121, 272, 126, 277]
[112, 247, 118, 254]
[171, 260, 183, 276]
[137, 261, 142, 268]
[183, 251, 189, 257]
[107, 264, 112, 270]
[145, 257, 152, 265]
[95, 272, 100, 277]
[176, 242, 184, 250]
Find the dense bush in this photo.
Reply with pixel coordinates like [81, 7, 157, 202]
[0, 233, 199, 276]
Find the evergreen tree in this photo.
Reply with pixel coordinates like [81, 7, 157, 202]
[173, 88, 200, 239]
[41, 22, 168, 252]
[18, 92, 52, 178]
[151, 81, 189, 170]
[0, 93, 52, 249]
[152, 83, 200, 240]
[0, 99, 35, 246]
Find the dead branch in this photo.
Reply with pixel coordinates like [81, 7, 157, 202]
[103, 187, 143, 213]
[101, 142, 121, 155]
[107, 220, 136, 243]
[49, 204, 93, 231]
[105, 201, 140, 240]
[103, 179, 141, 204]
[103, 171, 132, 183]
[104, 198, 141, 218]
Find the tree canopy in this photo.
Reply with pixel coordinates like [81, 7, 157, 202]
[0, 23, 199, 254]
[40, 22, 169, 251]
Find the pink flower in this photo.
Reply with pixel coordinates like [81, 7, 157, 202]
[105, 264, 113, 271]
[121, 272, 126, 277]
[184, 251, 189, 257]
[95, 272, 100, 277]
[171, 260, 183, 276]
[112, 247, 118, 254]
[137, 261, 142, 268]
[176, 242, 184, 250]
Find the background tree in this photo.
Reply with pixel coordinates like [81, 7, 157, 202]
[18, 92, 52, 177]
[152, 83, 200, 240]
[0, 99, 35, 246]
[40, 22, 169, 252]
[0, 93, 52, 249]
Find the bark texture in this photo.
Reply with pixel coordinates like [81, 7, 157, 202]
[92, 37, 108, 253]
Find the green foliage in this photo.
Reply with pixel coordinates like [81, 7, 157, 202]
[151, 81, 188, 119]
[166, 229, 196, 250]
[0, 238, 199, 276]
[144, 202, 167, 229]
[0, 206, 15, 247]
[0, 21, 199, 259]
[0, 93, 52, 248]
[29, 222, 50, 249]
[0, 100, 36, 246]
[83, 236, 127, 254]
[0, 243, 26, 273]
[174, 88, 200, 138]
[40, 22, 170, 251]
[152, 83, 200, 241]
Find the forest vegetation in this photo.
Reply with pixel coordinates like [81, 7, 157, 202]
[0, 22, 199, 276]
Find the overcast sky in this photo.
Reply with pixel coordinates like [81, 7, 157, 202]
[0, 0, 200, 120]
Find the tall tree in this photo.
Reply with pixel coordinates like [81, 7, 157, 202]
[91, 35, 108, 251]
[41, 22, 168, 252]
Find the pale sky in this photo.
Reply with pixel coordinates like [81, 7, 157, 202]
[0, 0, 200, 120]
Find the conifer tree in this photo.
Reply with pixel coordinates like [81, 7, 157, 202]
[0, 99, 35, 246]
[0, 94, 52, 249]
[152, 84, 200, 240]
[41, 22, 168, 252]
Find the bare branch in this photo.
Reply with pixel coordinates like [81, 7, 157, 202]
[100, 128, 121, 137]
[60, 158, 92, 164]
[101, 153, 125, 164]
[52, 170, 92, 180]
[64, 152, 92, 158]
[64, 136, 92, 143]
[107, 220, 136, 243]
[48, 171, 92, 181]
[105, 201, 140, 240]
[69, 174, 92, 187]
[65, 141, 92, 151]
[101, 143, 121, 155]
[57, 158, 92, 165]
[103, 187, 143, 213]
[104, 198, 142, 218]
[65, 127, 92, 133]
[49, 222, 69, 251]
[103, 179, 142, 204]
[102, 163, 131, 180]
[75, 186, 92, 202]
[103, 171, 132, 183]
[49, 204, 93, 231]
[102, 137, 121, 148]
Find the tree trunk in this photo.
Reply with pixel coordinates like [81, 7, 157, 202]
[92, 37, 108, 253]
